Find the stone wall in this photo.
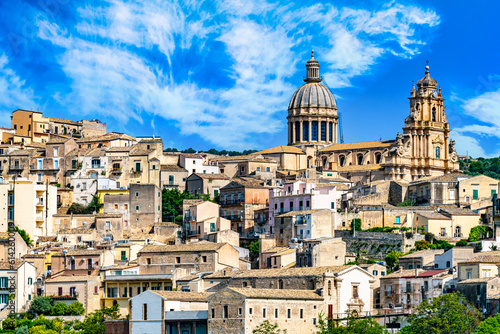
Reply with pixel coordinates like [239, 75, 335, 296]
[334, 230, 423, 259]
[105, 320, 129, 334]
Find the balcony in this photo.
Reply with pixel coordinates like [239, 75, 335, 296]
[295, 219, 307, 225]
[227, 215, 243, 221]
[111, 168, 122, 175]
[415, 195, 431, 205]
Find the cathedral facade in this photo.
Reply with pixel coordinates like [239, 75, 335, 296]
[286, 52, 459, 182]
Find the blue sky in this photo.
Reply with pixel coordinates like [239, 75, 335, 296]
[0, 0, 498, 157]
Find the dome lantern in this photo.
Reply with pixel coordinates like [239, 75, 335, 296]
[304, 50, 322, 83]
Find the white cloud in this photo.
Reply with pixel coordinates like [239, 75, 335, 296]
[452, 88, 500, 157]
[35, 0, 440, 149]
[0, 54, 38, 125]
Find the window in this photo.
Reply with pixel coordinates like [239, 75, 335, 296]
[467, 271, 472, 279]
[135, 192, 139, 197]
[275, 308, 278, 318]
[249, 308, 253, 315]
[124, 204, 128, 210]
[28, 278, 32, 285]
[146, 258, 151, 265]
[313, 318, 317, 325]
[435, 146, 441, 159]
[311, 121, 318, 141]
[287, 308, 291, 319]
[54, 159, 59, 169]
[121, 251, 127, 261]
[262, 308, 266, 318]
[446, 261, 451, 268]
[300, 309, 304, 319]
[91, 159, 100, 168]
[473, 189, 479, 200]
[266, 167, 270, 172]
[136, 206, 139, 211]
[82, 182, 87, 190]
[70, 287, 76, 296]
[450, 189, 455, 199]
[143, 304, 148, 320]
[395, 217, 400, 224]
[223, 305, 229, 318]
[176, 257, 181, 264]
[238, 308, 243, 316]
[320, 121, 326, 141]
[94, 286, 98, 294]
[202, 256, 207, 263]
[211, 308, 215, 318]
[357, 154, 363, 165]
[352, 285, 359, 298]
[492, 189, 497, 197]
[135, 162, 141, 172]
[373, 270, 378, 276]
[54, 148, 59, 156]
[302, 121, 309, 141]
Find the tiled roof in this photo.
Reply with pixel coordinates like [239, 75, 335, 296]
[439, 206, 478, 215]
[77, 133, 135, 143]
[400, 249, 444, 259]
[272, 248, 296, 257]
[458, 251, 500, 264]
[155, 222, 180, 227]
[381, 269, 425, 279]
[53, 249, 103, 256]
[205, 265, 352, 279]
[262, 246, 288, 254]
[160, 165, 187, 171]
[8, 149, 36, 156]
[276, 209, 325, 218]
[411, 172, 469, 184]
[49, 117, 79, 125]
[191, 173, 230, 180]
[181, 153, 202, 159]
[84, 148, 107, 156]
[106, 147, 133, 152]
[138, 138, 162, 143]
[417, 269, 448, 277]
[151, 291, 212, 302]
[320, 140, 395, 152]
[47, 275, 98, 282]
[138, 242, 227, 253]
[58, 228, 95, 234]
[47, 136, 73, 144]
[418, 212, 450, 220]
[221, 178, 266, 189]
[176, 274, 203, 281]
[255, 145, 305, 155]
[458, 277, 497, 284]
[130, 148, 154, 156]
[338, 164, 383, 172]
[228, 288, 323, 300]
[96, 214, 122, 218]
[0, 261, 25, 270]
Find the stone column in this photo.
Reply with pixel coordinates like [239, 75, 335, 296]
[292, 119, 296, 145]
[445, 136, 449, 160]
[308, 118, 312, 143]
[427, 133, 431, 159]
[177, 321, 181, 334]
[326, 120, 330, 143]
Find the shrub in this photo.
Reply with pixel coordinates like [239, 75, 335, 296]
[405, 232, 414, 239]
[2, 317, 17, 330]
[415, 240, 430, 250]
[424, 232, 435, 243]
[51, 303, 68, 316]
[67, 302, 85, 316]
[30, 296, 53, 315]
[456, 240, 468, 247]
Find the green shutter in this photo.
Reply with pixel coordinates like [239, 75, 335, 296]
[473, 189, 479, 200]
[395, 217, 400, 224]
[210, 222, 215, 232]
[492, 189, 497, 197]
[121, 251, 127, 261]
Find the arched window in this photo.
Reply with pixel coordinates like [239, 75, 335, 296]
[455, 226, 461, 238]
[357, 154, 363, 165]
[328, 281, 332, 296]
[375, 153, 382, 164]
[432, 107, 436, 122]
[322, 158, 328, 168]
[339, 156, 346, 167]
[435, 146, 441, 159]
[279, 279, 284, 289]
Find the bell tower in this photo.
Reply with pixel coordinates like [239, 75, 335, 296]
[401, 63, 458, 179]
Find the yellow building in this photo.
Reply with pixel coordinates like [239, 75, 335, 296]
[11, 109, 50, 143]
[415, 206, 481, 239]
[97, 188, 129, 213]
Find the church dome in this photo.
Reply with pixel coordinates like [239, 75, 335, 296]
[288, 82, 336, 109]
[416, 65, 438, 88]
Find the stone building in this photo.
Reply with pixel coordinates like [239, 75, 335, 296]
[129, 183, 162, 230]
[208, 287, 323, 334]
[458, 277, 500, 315]
[137, 242, 239, 275]
[160, 164, 188, 191]
[398, 249, 444, 270]
[44, 275, 100, 315]
[185, 173, 231, 199]
[219, 178, 269, 236]
[205, 265, 374, 320]
[274, 209, 336, 246]
[51, 249, 114, 276]
[295, 237, 346, 268]
[95, 213, 124, 240]
[457, 251, 500, 281]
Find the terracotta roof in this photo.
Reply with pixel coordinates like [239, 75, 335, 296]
[106, 147, 133, 152]
[8, 149, 36, 156]
[130, 148, 154, 156]
[439, 206, 478, 215]
[53, 249, 103, 256]
[77, 133, 135, 143]
[458, 277, 497, 284]
[47, 275, 98, 282]
[96, 214, 122, 218]
[160, 165, 187, 172]
[151, 291, 212, 302]
[138, 138, 162, 143]
[0, 261, 25, 270]
[58, 228, 95, 234]
[338, 164, 383, 172]
[155, 222, 180, 227]
[417, 269, 448, 277]
[272, 248, 296, 257]
[276, 209, 325, 218]
[417, 212, 450, 220]
[255, 145, 305, 155]
[191, 173, 230, 180]
[381, 269, 425, 279]
[262, 246, 288, 254]
[320, 140, 395, 152]
[411, 172, 469, 184]
[458, 251, 500, 264]
[221, 178, 266, 189]
[47, 137, 73, 144]
[84, 148, 106, 156]
[176, 274, 203, 281]
[138, 242, 227, 253]
[228, 288, 323, 300]
[205, 265, 352, 279]
[49, 117, 79, 125]
[181, 153, 202, 159]
[400, 249, 444, 259]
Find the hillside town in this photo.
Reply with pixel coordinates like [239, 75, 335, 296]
[2, 54, 500, 334]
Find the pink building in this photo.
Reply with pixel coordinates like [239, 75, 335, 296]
[268, 181, 339, 234]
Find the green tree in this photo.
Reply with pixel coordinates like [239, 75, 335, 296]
[456, 240, 468, 247]
[252, 320, 287, 334]
[3, 317, 17, 330]
[400, 293, 481, 334]
[51, 302, 68, 316]
[67, 302, 85, 316]
[397, 199, 415, 207]
[474, 312, 500, 334]
[469, 226, 493, 242]
[351, 218, 362, 232]
[14, 226, 33, 246]
[385, 250, 402, 272]
[73, 304, 120, 334]
[161, 188, 196, 221]
[315, 311, 384, 334]
[30, 297, 53, 315]
[415, 240, 430, 250]
[249, 240, 260, 256]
